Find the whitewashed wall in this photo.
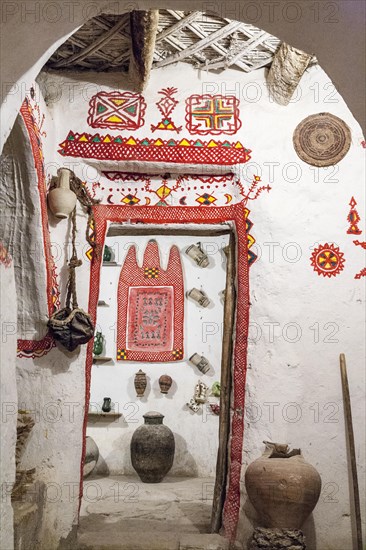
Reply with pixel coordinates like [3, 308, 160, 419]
[5, 61, 365, 549]
[0, 257, 17, 550]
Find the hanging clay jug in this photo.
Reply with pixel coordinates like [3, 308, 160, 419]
[159, 375, 172, 394]
[186, 288, 211, 307]
[187, 398, 200, 413]
[185, 242, 209, 268]
[245, 442, 322, 529]
[93, 332, 103, 356]
[130, 411, 175, 483]
[194, 380, 209, 404]
[102, 397, 112, 413]
[47, 167, 77, 219]
[189, 353, 210, 374]
[103, 245, 112, 263]
[134, 370, 147, 397]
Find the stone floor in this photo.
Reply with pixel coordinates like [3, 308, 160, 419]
[77, 475, 230, 550]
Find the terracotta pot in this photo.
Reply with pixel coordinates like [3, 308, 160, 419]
[134, 369, 147, 397]
[130, 411, 175, 483]
[245, 442, 321, 529]
[48, 168, 77, 219]
[159, 374, 172, 394]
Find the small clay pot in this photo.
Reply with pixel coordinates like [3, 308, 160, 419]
[134, 370, 147, 397]
[159, 375, 172, 394]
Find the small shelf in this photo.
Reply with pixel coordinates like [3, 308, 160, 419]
[93, 356, 114, 364]
[97, 300, 109, 307]
[102, 261, 120, 266]
[88, 411, 122, 420]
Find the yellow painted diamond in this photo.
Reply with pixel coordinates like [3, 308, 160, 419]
[156, 184, 172, 199]
[196, 193, 217, 205]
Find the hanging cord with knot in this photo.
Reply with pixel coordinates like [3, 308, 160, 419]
[69, 172, 100, 250]
[65, 207, 83, 310]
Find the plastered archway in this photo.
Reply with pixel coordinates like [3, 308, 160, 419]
[1, 0, 365, 153]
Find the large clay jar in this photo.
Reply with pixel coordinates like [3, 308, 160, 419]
[245, 442, 321, 529]
[130, 411, 175, 483]
[48, 168, 77, 219]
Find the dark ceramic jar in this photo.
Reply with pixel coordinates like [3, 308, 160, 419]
[130, 411, 175, 483]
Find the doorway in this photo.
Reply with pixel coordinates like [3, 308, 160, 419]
[78, 222, 236, 546]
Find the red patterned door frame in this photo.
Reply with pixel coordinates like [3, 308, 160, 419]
[80, 204, 250, 542]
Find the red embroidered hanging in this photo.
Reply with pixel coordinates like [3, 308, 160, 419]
[117, 240, 184, 362]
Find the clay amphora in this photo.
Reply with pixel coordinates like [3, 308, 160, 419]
[130, 411, 175, 483]
[245, 442, 321, 529]
[134, 370, 147, 397]
[48, 167, 77, 219]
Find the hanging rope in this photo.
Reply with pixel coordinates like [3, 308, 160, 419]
[65, 207, 82, 310]
[69, 172, 99, 250]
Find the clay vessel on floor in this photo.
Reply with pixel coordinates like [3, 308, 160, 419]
[245, 442, 321, 529]
[130, 411, 175, 483]
[83, 436, 99, 478]
[48, 167, 77, 219]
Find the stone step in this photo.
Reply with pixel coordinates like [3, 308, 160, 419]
[77, 532, 230, 550]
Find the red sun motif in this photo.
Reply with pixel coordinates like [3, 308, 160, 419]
[310, 243, 345, 278]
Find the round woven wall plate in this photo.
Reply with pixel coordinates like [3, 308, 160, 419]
[293, 112, 351, 167]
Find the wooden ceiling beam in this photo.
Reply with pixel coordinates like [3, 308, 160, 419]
[156, 11, 201, 42]
[129, 10, 159, 91]
[156, 12, 251, 72]
[154, 20, 243, 69]
[50, 17, 128, 68]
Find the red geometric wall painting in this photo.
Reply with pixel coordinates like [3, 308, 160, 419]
[185, 94, 241, 135]
[354, 268, 366, 279]
[87, 92, 146, 130]
[346, 197, 362, 235]
[151, 87, 182, 132]
[117, 240, 184, 362]
[310, 243, 345, 277]
[58, 132, 251, 166]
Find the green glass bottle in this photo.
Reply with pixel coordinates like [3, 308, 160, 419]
[93, 332, 103, 356]
[103, 245, 112, 263]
